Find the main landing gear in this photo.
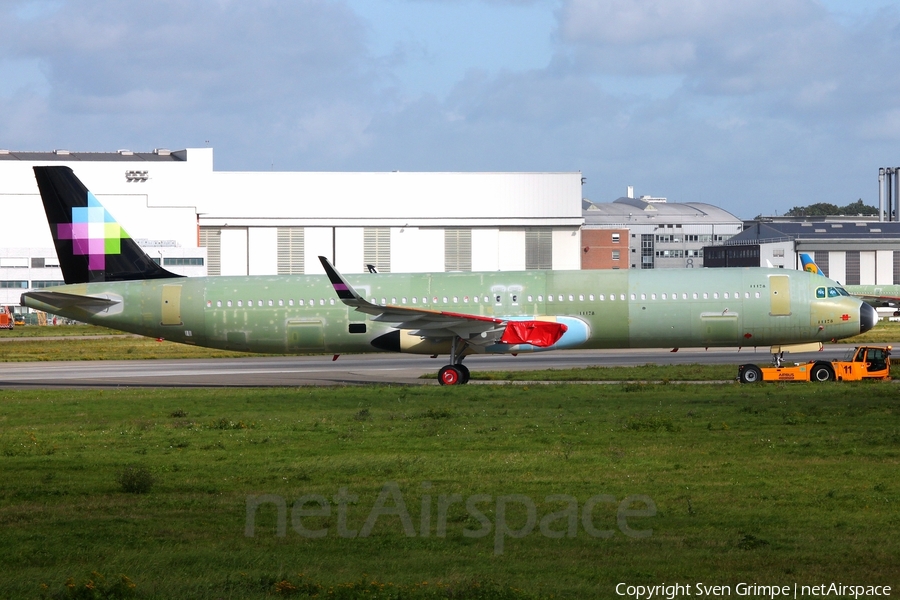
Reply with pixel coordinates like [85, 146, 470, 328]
[438, 337, 471, 385]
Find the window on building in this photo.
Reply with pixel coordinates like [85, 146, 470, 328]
[445, 228, 472, 272]
[0, 258, 28, 268]
[364, 227, 391, 273]
[277, 227, 305, 275]
[0, 280, 28, 288]
[199, 228, 221, 276]
[29, 280, 64, 288]
[612, 250, 620, 260]
[611, 233, 620, 243]
[525, 227, 553, 270]
[163, 257, 204, 266]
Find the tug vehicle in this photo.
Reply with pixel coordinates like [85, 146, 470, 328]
[0, 306, 14, 330]
[738, 346, 892, 383]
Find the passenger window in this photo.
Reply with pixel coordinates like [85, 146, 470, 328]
[496, 295, 502, 303]
[682, 293, 687, 300]
[703, 292, 708, 299]
[206, 301, 212, 308]
[568, 295, 574, 302]
[391, 298, 397, 304]
[268, 300, 273, 306]
[744, 292, 749, 299]
[724, 292, 729, 299]
[620, 294, 625, 301]
[381, 298, 386, 305]
[237, 300, 243, 307]
[610, 294, 616, 302]
[693, 293, 698, 299]
[216, 300, 222, 308]
[442, 297, 448, 303]
[590, 294, 595, 301]
[755, 292, 760, 298]
[453, 296, 458, 303]
[640, 293, 646, 300]
[402, 297, 408, 304]
[484, 296, 490, 303]
[319, 299, 325, 306]
[651, 293, 657, 300]
[527, 295, 533, 302]
[330, 299, 335, 305]
[227, 300, 233, 307]
[538, 295, 544, 302]
[579, 294, 584, 301]
[412, 297, 418, 304]
[713, 292, 719, 299]
[661, 293, 667, 300]
[434, 297, 439, 304]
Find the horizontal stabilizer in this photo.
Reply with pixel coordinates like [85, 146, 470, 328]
[21, 290, 120, 311]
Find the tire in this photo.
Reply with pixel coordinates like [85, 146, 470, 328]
[438, 365, 463, 386]
[739, 364, 763, 384]
[810, 362, 834, 382]
[457, 364, 471, 384]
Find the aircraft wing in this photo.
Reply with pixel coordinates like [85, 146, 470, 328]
[853, 292, 900, 305]
[21, 290, 120, 312]
[318, 256, 566, 346]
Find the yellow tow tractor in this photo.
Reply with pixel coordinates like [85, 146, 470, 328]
[738, 345, 892, 383]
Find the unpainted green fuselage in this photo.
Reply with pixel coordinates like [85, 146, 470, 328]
[24, 268, 865, 355]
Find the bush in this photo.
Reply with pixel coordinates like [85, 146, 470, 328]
[117, 465, 155, 494]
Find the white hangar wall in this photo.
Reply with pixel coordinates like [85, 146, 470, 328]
[0, 148, 584, 304]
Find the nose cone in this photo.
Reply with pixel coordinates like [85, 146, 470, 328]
[860, 302, 877, 334]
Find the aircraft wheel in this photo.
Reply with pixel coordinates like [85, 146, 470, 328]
[739, 364, 762, 384]
[811, 362, 834, 382]
[457, 364, 471, 384]
[438, 365, 464, 386]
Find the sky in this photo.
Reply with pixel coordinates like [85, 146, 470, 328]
[1, 0, 899, 219]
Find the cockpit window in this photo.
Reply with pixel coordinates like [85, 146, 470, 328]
[816, 287, 826, 299]
[836, 287, 850, 296]
[828, 287, 841, 298]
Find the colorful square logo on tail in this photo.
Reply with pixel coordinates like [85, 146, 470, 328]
[56, 192, 128, 271]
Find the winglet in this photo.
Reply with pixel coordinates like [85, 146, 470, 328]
[319, 256, 364, 304]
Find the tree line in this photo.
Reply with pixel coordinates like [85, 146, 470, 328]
[784, 199, 879, 217]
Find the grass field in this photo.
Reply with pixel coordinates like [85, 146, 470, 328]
[1, 383, 898, 598]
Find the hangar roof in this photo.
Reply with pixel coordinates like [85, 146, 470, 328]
[0, 150, 182, 161]
[583, 196, 742, 225]
[727, 220, 900, 244]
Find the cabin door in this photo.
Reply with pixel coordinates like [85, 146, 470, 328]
[161, 284, 183, 326]
[768, 275, 792, 316]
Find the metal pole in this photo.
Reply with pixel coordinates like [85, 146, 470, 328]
[879, 167, 885, 222]
[894, 167, 900, 223]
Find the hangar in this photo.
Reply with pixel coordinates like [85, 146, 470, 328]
[0, 148, 583, 308]
[705, 219, 900, 284]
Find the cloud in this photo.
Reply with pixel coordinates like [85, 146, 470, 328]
[0, 0, 380, 156]
[1, 0, 899, 217]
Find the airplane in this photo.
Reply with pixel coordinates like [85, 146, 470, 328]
[21, 166, 876, 384]
[800, 253, 900, 314]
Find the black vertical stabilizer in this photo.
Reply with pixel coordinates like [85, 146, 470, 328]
[33, 166, 183, 284]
